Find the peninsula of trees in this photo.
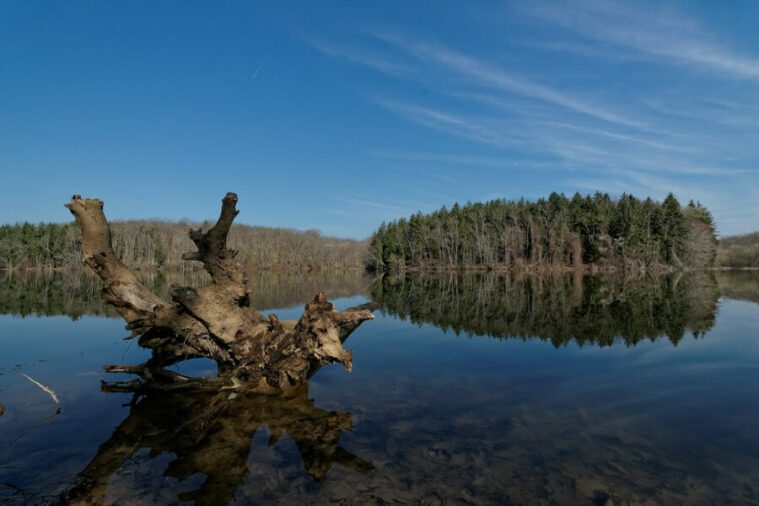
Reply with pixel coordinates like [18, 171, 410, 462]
[368, 193, 717, 271]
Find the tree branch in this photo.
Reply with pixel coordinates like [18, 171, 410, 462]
[65, 195, 166, 327]
[183, 192, 245, 286]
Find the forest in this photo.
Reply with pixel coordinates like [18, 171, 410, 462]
[717, 232, 759, 268]
[0, 220, 366, 271]
[367, 192, 718, 271]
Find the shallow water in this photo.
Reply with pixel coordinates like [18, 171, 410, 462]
[1, 270, 758, 504]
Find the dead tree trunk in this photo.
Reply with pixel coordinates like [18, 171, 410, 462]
[65, 193, 374, 394]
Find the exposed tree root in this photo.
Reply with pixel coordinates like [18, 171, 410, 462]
[66, 193, 373, 393]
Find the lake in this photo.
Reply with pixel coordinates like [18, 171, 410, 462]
[1, 269, 758, 504]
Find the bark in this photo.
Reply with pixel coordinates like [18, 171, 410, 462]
[65, 193, 374, 393]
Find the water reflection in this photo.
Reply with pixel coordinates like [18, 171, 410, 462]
[373, 272, 720, 346]
[60, 385, 372, 505]
[716, 269, 759, 304]
[0, 269, 371, 318]
[2, 270, 755, 339]
[2, 269, 759, 504]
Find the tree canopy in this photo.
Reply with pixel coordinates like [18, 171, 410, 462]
[368, 192, 716, 271]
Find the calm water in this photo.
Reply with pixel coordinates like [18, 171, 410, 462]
[1, 270, 759, 504]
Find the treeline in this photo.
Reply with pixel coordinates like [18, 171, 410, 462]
[368, 193, 717, 271]
[0, 220, 366, 271]
[373, 272, 718, 347]
[717, 232, 759, 268]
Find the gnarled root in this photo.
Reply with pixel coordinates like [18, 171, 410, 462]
[66, 193, 373, 393]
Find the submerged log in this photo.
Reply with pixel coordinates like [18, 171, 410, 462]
[66, 193, 374, 393]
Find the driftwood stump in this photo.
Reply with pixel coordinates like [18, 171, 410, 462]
[66, 193, 374, 394]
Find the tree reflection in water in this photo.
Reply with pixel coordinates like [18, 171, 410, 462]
[60, 385, 373, 505]
[372, 271, 720, 347]
[0, 269, 370, 319]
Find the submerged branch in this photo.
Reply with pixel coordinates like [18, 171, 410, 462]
[20, 373, 61, 407]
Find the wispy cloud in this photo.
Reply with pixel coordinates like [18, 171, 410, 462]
[323, 208, 363, 218]
[343, 197, 411, 214]
[404, 187, 457, 203]
[522, 0, 759, 79]
[306, 38, 414, 77]
[344, 195, 438, 214]
[515, 37, 646, 62]
[370, 150, 513, 168]
[371, 98, 744, 178]
[372, 32, 645, 128]
[533, 120, 693, 153]
[371, 98, 530, 148]
[640, 94, 759, 130]
[368, 149, 563, 173]
[250, 61, 265, 80]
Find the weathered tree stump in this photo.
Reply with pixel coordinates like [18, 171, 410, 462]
[66, 193, 374, 394]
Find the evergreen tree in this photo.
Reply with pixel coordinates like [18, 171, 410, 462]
[367, 192, 715, 271]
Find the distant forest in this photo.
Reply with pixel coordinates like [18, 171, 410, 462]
[368, 193, 719, 271]
[0, 220, 366, 271]
[717, 232, 759, 268]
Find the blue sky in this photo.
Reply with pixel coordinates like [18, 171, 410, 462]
[2, 1, 758, 238]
